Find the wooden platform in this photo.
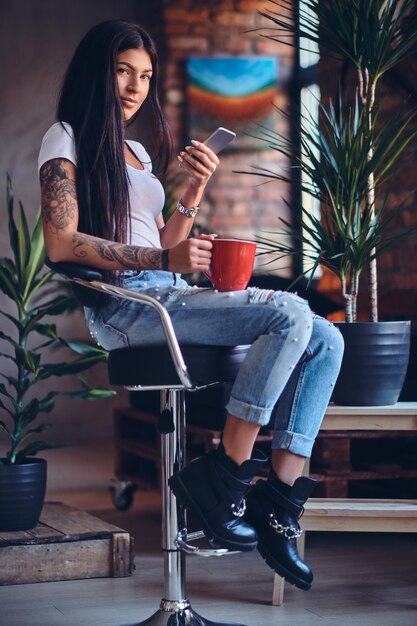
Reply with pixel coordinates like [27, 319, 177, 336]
[272, 402, 417, 605]
[321, 402, 417, 430]
[0, 502, 134, 585]
[303, 498, 417, 532]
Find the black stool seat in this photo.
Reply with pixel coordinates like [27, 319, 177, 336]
[108, 344, 250, 387]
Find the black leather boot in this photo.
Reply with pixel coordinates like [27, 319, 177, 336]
[168, 443, 267, 552]
[245, 471, 317, 590]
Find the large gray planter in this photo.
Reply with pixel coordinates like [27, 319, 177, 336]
[333, 321, 411, 406]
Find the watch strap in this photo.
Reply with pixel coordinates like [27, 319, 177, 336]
[176, 199, 199, 218]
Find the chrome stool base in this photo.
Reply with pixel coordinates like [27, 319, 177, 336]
[136, 599, 247, 625]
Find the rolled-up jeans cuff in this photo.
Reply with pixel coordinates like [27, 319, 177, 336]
[225, 395, 273, 426]
[271, 430, 315, 458]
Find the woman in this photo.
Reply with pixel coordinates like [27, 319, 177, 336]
[38, 20, 344, 591]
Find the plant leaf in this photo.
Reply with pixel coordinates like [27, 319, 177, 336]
[62, 387, 116, 400]
[0, 382, 16, 404]
[17, 200, 31, 290]
[0, 420, 11, 435]
[0, 258, 22, 311]
[18, 398, 40, 428]
[14, 345, 41, 374]
[14, 441, 67, 463]
[0, 398, 14, 418]
[33, 323, 58, 340]
[23, 209, 47, 301]
[36, 353, 109, 381]
[6, 175, 20, 276]
[0, 329, 20, 350]
[56, 338, 109, 358]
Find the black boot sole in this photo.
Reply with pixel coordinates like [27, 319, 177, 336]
[256, 537, 312, 591]
[168, 472, 257, 552]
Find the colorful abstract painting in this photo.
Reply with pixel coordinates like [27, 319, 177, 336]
[187, 57, 278, 150]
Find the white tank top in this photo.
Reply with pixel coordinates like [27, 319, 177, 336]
[38, 122, 165, 248]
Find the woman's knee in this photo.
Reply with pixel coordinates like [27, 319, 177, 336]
[310, 316, 344, 364]
[272, 292, 314, 345]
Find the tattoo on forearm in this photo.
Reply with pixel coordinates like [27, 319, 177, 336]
[40, 159, 77, 230]
[72, 233, 163, 270]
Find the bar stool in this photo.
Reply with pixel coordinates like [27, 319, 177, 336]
[47, 260, 251, 626]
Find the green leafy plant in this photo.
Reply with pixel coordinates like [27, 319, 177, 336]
[0, 177, 115, 464]
[248, 0, 417, 321]
[251, 96, 417, 321]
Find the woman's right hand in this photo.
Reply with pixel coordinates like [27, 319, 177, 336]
[167, 237, 213, 273]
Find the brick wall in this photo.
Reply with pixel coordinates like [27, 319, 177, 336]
[153, 1, 417, 317]
[158, 0, 296, 276]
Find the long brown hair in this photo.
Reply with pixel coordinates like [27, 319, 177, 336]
[58, 20, 172, 247]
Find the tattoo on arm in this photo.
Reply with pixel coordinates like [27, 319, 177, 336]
[40, 158, 164, 270]
[40, 159, 77, 231]
[72, 233, 163, 270]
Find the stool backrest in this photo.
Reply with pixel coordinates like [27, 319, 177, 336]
[45, 259, 103, 307]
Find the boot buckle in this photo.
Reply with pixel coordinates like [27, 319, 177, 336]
[269, 514, 302, 539]
[231, 498, 246, 518]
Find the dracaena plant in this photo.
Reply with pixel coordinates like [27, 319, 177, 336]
[0, 176, 115, 464]
[250, 96, 417, 322]
[250, 0, 417, 321]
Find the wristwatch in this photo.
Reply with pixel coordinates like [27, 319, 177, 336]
[176, 199, 199, 218]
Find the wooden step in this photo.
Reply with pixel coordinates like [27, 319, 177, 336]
[302, 498, 417, 532]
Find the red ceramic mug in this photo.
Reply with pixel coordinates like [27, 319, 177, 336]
[205, 238, 256, 291]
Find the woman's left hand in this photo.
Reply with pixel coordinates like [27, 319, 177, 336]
[178, 140, 219, 190]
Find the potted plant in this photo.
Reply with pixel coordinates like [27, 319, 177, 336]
[0, 177, 115, 531]
[246, 0, 417, 405]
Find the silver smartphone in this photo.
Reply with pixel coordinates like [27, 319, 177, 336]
[203, 127, 236, 154]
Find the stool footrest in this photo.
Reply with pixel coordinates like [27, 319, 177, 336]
[175, 530, 240, 557]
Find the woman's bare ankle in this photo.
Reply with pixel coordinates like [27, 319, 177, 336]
[222, 414, 260, 465]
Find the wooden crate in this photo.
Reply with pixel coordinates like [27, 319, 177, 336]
[0, 502, 134, 585]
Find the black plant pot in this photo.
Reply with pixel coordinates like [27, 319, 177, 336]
[0, 457, 47, 531]
[333, 321, 411, 406]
